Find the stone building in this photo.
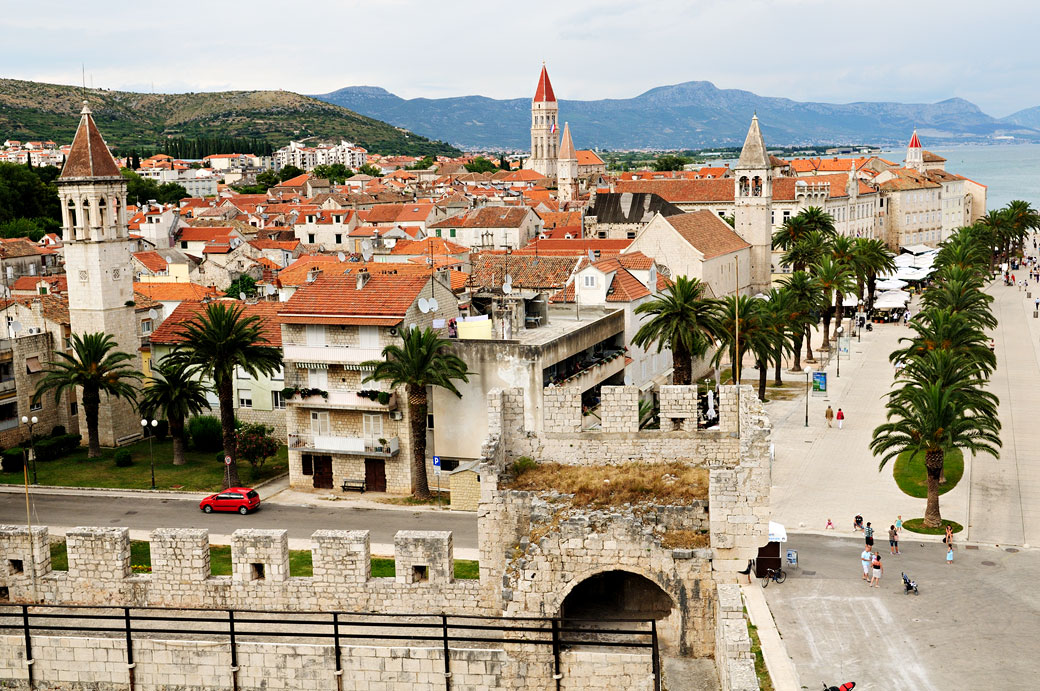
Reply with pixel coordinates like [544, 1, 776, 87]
[56, 103, 142, 447]
[525, 65, 559, 179]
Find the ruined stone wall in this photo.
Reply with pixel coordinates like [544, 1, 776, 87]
[715, 584, 760, 691]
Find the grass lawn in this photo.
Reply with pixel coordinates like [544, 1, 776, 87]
[892, 449, 964, 498]
[745, 614, 775, 691]
[902, 518, 963, 535]
[0, 438, 288, 492]
[50, 541, 479, 579]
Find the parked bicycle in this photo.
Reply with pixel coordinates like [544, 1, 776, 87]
[762, 567, 787, 587]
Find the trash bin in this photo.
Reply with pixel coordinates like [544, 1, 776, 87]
[786, 549, 798, 568]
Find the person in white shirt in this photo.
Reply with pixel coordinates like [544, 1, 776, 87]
[860, 548, 872, 582]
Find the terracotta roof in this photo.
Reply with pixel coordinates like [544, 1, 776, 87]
[249, 239, 299, 251]
[558, 123, 576, 160]
[11, 275, 67, 294]
[468, 254, 578, 290]
[59, 104, 122, 179]
[179, 226, 235, 243]
[533, 65, 556, 102]
[150, 300, 283, 347]
[576, 150, 603, 166]
[282, 273, 429, 319]
[536, 211, 582, 229]
[0, 295, 70, 325]
[922, 150, 946, 163]
[877, 168, 942, 192]
[0, 238, 43, 259]
[391, 237, 470, 255]
[276, 173, 310, 188]
[663, 211, 751, 259]
[429, 206, 531, 229]
[361, 203, 435, 224]
[133, 282, 222, 301]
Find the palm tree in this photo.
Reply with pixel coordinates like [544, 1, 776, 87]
[33, 333, 140, 458]
[779, 271, 823, 368]
[781, 229, 830, 274]
[977, 209, 1014, 265]
[167, 302, 282, 488]
[1006, 200, 1040, 254]
[889, 307, 996, 379]
[772, 215, 811, 271]
[800, 206, 837, 238]
[852, 238, 896, 312]
[712, 295, 774, 400]
[934, 231, 989, 273]
[811, 255, 855, 348]
[632, 276, 721, 386]
[139, 361, 211, 465]
[920, 270, 996, 331]
[761, 287, 798, 386]
[363, 327, 470, 500]
[829, 235, 858, 338]
[871, 350, 1001, 527]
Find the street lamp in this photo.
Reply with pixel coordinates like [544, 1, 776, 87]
[20, 416, 38, 484]
[141, 418, 158, 490]
[836, 326, 845, 378]
[803, 366, 812, 427]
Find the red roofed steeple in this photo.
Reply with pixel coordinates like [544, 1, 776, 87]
[908, 129, 922, 149]
[533, 65, 556, 103]
[59, 101, 122, 179]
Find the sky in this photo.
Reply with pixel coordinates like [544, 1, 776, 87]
[2, 0, 1036, 117]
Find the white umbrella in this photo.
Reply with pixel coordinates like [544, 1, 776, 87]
[876, 278, 907, 290]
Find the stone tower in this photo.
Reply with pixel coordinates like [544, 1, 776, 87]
[526, 64, 558, 179]
[557, 122, 579, 202]
[733, 115, 773, 294]
[905, 128, 923, 172]
[57, 102, 142, 446]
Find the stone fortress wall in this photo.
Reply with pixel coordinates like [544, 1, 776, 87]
[0, 384, 769, 690]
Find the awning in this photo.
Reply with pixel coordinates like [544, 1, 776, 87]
[901, 244, 934, 256]
[25, 356, 42, 373]
[875, 278, 907, 291]
[768, 521, 787, 543]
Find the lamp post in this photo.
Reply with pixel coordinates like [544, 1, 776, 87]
[141, 418, 158, 490]
[20, 416, 38, 484]
[836, 326, 844, 377]
[803, 367, 811, 427]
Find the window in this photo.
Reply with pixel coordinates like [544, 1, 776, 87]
[427, 413, 434, 429]
[583, 275, 596, 288]
[141, 319, 153, 335]
[29, 401, 42, 412]
[180, 241, 188, 249]
[238, 391, 252, 408]
[435, 229, 442, 237]
[272, 391, 285, 409]
[70, 402, 77, 416]
[310, 411, 330, 435]
[308, 234, 315, 244]
[363, 413, 383, 439]
[335, 233, 342, 244]
[25, 357, 42, 374]
[449, 229, 456, 238]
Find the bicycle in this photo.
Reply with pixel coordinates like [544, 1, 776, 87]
[762, 567, 787, 587]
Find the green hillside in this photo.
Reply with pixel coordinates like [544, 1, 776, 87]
[0, 78, 460, 157]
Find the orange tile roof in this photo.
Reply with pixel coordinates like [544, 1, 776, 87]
[59, 108, 121, 179]
[133, 251, 169, 273]
[276, 173, 310, 187]
[469, 254, 578, 290]
[178, 226, 235, 242]
[429, 206, 531, 229]
[0, 294, 70, 324]
[133, 282, 222, 301]
[11, 275, 67, 293]
[575, 150, 604, 166]
[282, 273, 429, 319]
[664, 211, 751, 259]
[536, 211, 581, 230]
[361, 203, 435, 224]
[150, 300, 283, 346]
[249, 239, 300, 251]
[391, 237, 469, 255]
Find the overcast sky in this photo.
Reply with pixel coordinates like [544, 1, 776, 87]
[3, 0, 1035, 117]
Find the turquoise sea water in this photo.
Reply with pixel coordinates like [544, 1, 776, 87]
[880, 144, 1040, 211]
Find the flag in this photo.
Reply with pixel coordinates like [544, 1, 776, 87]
[550, 121, 557, 135]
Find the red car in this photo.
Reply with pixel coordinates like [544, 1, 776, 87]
[199, 488, 261, 515]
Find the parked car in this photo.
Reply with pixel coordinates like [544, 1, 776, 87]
[199, 488, 261, 515]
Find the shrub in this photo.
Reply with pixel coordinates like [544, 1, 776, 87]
[153, 420, 169, 442]
[188, 416, 222, 452]
[510, 456, 537, 476]
[33, 438, 59, 463]
[236, 423, 279, 480]
[113, 450, 133, 467]
[50, 425, 66, 438]
[1, 448, 24, 473]
[377, 391, 391, 405]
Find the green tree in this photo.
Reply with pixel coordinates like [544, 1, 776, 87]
[311, 163, 353, 183]
[761, 287, 800, 386]
[236, 423, 280, 481]
[779, 270, 823, 368]
[409, 156, 435, 170]
[166, 303, 282, 488]
[712, 295, 775, 400]
[0, 162, 60, 225]
[121, 169, 162, 206]
[800, 206, 837, 237]
[33, 333, 141, 458]
[226, 275, 257, 298]
[920, 267, 996, 330]
[157, 182, 189, 204]
[255, 170, 280, 190]
[632, 277, 721, 386]
[852, 238, 896, 312]
[139, 362, 211, 465]
[464, 156, 498, 174]
[358, 163, 382, 177]
[890, 307, 996, 380]
[278, 165, 305, 182]
[0, 217, 49, 242]
[781, 229, 831, 275]
[363, 327, 470, 500]
[772, 215, 811, 270]
[811, 255, 855, 348]
[652, 155, 688, 172]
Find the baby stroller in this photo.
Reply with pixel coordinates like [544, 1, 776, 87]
[901, 572, 919, 595]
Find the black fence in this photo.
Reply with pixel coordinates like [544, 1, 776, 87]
[0, 603, 661, 691]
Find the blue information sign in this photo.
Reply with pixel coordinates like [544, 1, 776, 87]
[812, 371, 828, 394]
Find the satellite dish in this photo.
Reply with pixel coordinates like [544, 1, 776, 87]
[148, 308, 159, 320]
[587, 249, 596, 263]
[337, 252, 346, 262]
[361, 239, 373, 251]
[502, 283, 513, 295]
[164, 255, 172, 264]
[418, 297, 431, 313]
[239, 291, 247, 300]
[428, 297, 439, 311]
[10, 321, 21, 334]
[503, 274, 512, 284]
[362, 248, 374, 261]
[265, 284, 277, 295]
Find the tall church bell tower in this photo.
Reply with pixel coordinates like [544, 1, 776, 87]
[733, 115, 773, 295]
[57, 102, 142, 446]
[526, 65, 558, 179]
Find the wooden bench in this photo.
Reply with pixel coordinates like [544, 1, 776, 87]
[341, 479, 366, 493]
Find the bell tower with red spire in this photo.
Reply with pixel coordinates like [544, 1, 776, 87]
[906, 128, 924, 172]
[526, 64, 558, 179]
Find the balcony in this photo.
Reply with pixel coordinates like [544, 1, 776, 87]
[290, 390, 397, 411]
[288, 433, 400, 457]
[0, 377, 14, 394]
[545, 350, 627, 392]
[283, 344, 384, 368]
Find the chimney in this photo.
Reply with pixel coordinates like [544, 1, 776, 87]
[356, 269, 370, 290]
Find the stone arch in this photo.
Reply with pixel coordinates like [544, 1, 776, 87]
[738, 176, 749, 197]
[751, 176, 763, 197]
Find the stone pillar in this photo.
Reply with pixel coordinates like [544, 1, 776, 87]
[231, 529, 289, 584]
[312, 530, 370, 584]
[717, 385, 746, 436]
[0, 525, 50, 593]
[542, 387, 581, 433]
[67, 527, 130, 581]
[599, 386, 639, 433]
[394, 530, 453, 584]
[151, 528, 210, 583]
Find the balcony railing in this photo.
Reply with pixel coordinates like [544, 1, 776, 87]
[290, 390, 397, 411]
[283, 344, 384, 367]
[288, 433, 400, 457]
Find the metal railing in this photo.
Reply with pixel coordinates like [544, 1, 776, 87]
[0, 604, 660, 691]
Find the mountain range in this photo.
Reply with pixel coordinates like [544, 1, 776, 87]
[314, 81, 1040, 151]
[0, 79, 460, 156]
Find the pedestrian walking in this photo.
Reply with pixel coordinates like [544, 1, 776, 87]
[825, 405, 834, 427]
[861, 547, 872, 581]
[943, 524, 953, 550]
[864, 522, 874, 548]
[825, 518, 835, 530]
[946, 545, 954, 565]
[836, 408, 845, 429]
[889, 525, 899, 555]
[870, 552, 883, 587]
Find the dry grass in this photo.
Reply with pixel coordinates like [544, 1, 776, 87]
[660, 530, 710, 549]
[505, 462, 708, 507]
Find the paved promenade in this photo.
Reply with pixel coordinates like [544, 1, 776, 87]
[765, 280, 1040, 548]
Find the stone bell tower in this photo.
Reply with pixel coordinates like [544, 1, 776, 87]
[733, 115, 773, 295]
[525, 64, 559, 179]
[557, 122, 579, 202]
[57, 102, 142, 446]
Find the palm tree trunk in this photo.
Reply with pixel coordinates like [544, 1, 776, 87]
[217, 377, 239, 488]
[924, 450, 944, 528]
[804, 326, 815, 363]
[792, 332, 803, 372]
[407, 384, 431, 500]
[83, 386, 101, 459]
[867, 275, 877, 312]
[672, 342, 691, 385]
[170, 415, 186, 466]
[758, 360, 767, 401]
[820, 312, 832, 350]
[833, 297, 844, 340]
[773, 346, 783, 386]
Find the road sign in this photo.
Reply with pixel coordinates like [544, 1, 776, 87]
[432, 456, 440, 467]
[224, 455, 232, 466]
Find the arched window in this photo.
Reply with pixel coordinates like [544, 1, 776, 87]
[752, 176, 763, 197]
[67, 198, 78, 231]
[738, 176, 750, 197]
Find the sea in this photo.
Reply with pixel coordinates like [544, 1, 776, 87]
[878, 143, 1040, 211]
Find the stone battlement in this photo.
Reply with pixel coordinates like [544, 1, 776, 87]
[0, 525, 483, 612]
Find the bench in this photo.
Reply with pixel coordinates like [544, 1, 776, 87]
[341, 479, 366, 493]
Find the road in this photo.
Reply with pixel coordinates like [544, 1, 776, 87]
[0, 490, 479, 550]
